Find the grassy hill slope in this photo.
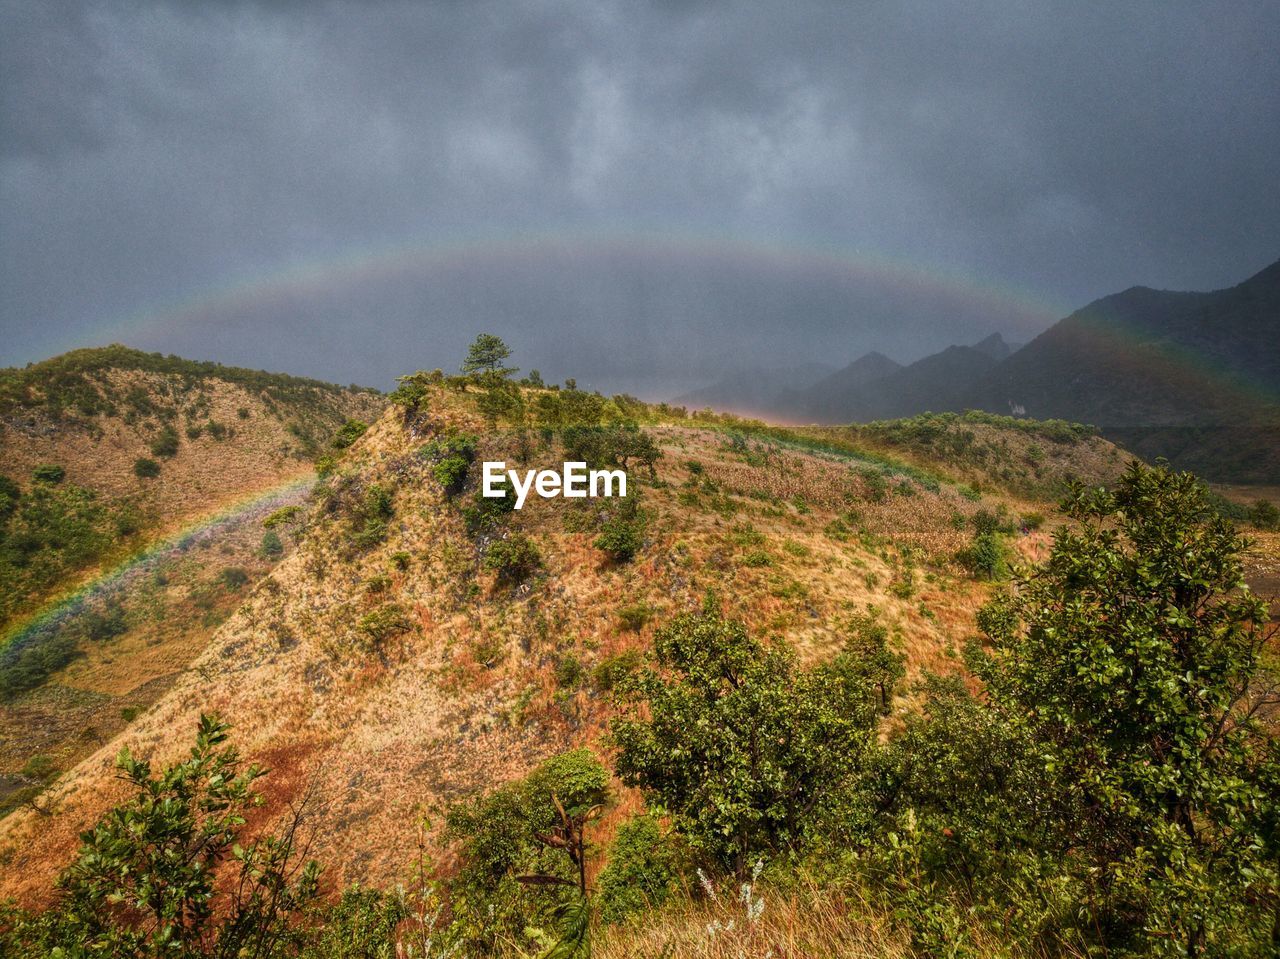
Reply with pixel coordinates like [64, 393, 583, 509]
[0, 380, 1128, 904]
[0, 345, 383, 634]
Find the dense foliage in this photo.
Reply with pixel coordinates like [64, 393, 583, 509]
[879, 462, 1280, 955]
[612, 602, 902, 875]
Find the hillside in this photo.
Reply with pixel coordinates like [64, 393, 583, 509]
[0, 346, 383, 813]
[0, 379, 1128, 905]
[0, 345, 383, 631]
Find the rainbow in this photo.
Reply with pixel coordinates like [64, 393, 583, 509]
[0, 474, 314, 663]
[66, 228, 1276, 408]
[74, 228, 1070, 355]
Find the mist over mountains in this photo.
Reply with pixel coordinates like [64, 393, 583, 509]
[674, 258, 1280, 480]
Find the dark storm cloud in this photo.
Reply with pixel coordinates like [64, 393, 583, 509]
[2, 0, 1278, 394]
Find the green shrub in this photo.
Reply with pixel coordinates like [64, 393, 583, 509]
[421, 434, 477, 496]
[32, 464, 65, 484]
[263, 505, 302, 529]
[350, 484, 394, 550]
[356, 604, 413, 646]
[299, 886, 408, 959]
[79, 604, 126, 642]
[433, 456, 471, 496]
[0, 632, 81, 700]
[389, 371, 436, 412]
[331, 419, 369, 449]
[461, 488, 516, 536]
[593, 508, 647, 563]
[46, 715, 320, 955]
[956, 530, 1007, 580]
[0, 474, 19, 524]
[149, 425, 180, 458]
[445, 748, 608, 952]
[483, 534, 541, 584]
[1248, 498, 1280, 531]
[596, 814, 684, 923]
[889, 462, 1280, 954]
[218, 566, 249, 590]
[133, 457, 161, 479]
[593, 649, 643, 691]
[260, 530, 284, 558]
[612, 605, 898, 873]
[554, 653, 584, 690]
[740, 549, 771, 568]
[616, 603, 652, 633]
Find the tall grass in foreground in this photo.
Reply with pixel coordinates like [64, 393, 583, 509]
[591, 871, 1086, 959]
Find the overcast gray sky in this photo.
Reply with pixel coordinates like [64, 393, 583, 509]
[2, 0, 1278, 395]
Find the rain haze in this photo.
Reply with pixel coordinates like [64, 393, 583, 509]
[2, 0, 1278, 397]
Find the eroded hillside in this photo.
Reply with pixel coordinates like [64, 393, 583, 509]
[0, 381, 1131, 904]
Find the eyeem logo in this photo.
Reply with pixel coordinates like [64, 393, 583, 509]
[482, 461, 626, 510]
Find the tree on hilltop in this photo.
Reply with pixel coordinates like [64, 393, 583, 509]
[461, 333, 518, 384]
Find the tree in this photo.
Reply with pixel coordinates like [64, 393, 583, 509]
[51, 714, 320, 957]
[612, 603, 899, 874]
[964, 462, 1279, 954]
[460, 333, 518, 383]
[445, 749, 609, 954]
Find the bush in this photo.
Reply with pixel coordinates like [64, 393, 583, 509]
[483, 534, 541, 584]
[956, 530, 1007, 580]
[149, 425, 180, 458]
[1248, 497, 1280, 531]
[461, 488, 516, 535]
[612, 605, 899, 874]
[420, 434, 477, 497]
[260, 530, 284, 558]
[218, 566, 250, 590]
[298, 886, 408, 959]
[593, 649, 643, 691]
[433, 456, 471, 496]
[596, 814, 685, 923]
[350, 484, 394, 550]
[593, 506, 647, 563]
[32, 464, 65, 484]
[331, 419, 368, 449]
[0, 474, 19, 524]
[445, 748, 608, 952]
[133, 457, 161, 479]
[616, 603, 652, 633]
[356, 604, 413, 647]
[389, 371, 436, 412]
[0, 633, 82, 700]
[79, 603, 126, 642]
[46, 715, 320, 955]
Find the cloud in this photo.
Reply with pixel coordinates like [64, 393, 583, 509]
[2, 0, 1277, 392]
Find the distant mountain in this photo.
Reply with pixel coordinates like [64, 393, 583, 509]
[962, 258, 1280, 480]
[776, 351, 902, 420]
[672, 361, 835, 416]
[786, 334, 1011, 422]
[970, 332, 1013, 362]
